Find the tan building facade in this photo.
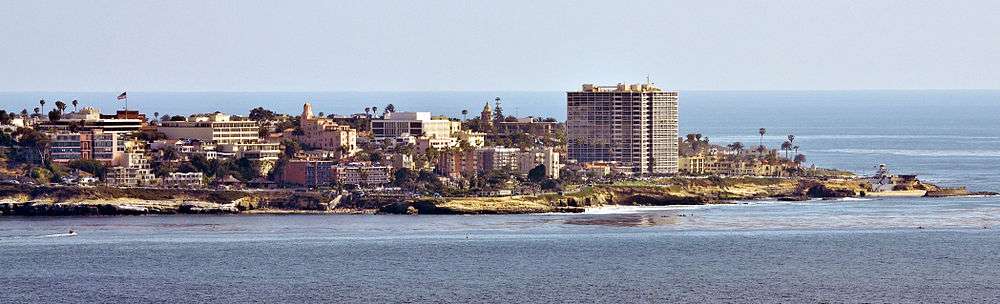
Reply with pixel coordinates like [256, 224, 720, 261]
[567, 83, 678, 175]
[286, 103, 358, 154]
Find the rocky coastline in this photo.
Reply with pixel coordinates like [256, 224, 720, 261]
[0, 177, 991, 216]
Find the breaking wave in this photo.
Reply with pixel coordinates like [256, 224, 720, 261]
[821, 149, 1000, 158]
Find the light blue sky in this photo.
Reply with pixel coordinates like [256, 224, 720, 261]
[1, 0, 998, 91]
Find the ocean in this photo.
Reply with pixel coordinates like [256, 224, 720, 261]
[2, 90, 1000, 303]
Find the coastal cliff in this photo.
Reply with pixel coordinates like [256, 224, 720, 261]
[0, 176, 981, 216]
[0, 185, 346, 216]
[378, 176, 953, 214]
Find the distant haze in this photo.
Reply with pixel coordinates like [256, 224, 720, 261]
[2, 1, 999, 91]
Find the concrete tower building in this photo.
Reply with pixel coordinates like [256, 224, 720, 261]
[566, 83, 679, 175]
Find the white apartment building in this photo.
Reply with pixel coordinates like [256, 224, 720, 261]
[162, 172, 205, 188]
[517, 147, 561, 179]
[370, 112, 455, 140]
[106, 141, 156, 186]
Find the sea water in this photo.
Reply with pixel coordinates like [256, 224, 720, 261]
[2, 90, 1000, 302]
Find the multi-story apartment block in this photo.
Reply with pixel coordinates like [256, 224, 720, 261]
[49, 130, 126, 165]
[162, 172, 205, 188]
[281, 159, 337, 187]
[106, 141, 156, 186]
[333, 163, 392, 186]
[38, 107, 143, 134]
[517, 147, 561, 179]
[158, 112, 259, 145]
[437, 149, 478, 179]
[567, 83, 679, 175]
[476, 147, 520, 173]
[370, 112, 454, 140]
[281, 160, 391, 187]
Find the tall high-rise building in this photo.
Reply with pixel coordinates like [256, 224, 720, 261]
[567, 83, 679, 175]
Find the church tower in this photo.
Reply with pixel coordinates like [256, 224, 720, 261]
[480, 101, 493, 128]
[302, 102, 315, 120]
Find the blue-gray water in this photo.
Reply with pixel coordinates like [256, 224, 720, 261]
[3, 90, 1000, 303]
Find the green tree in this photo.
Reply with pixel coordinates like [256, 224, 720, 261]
[71, 99, 79, 112]
[248, 107, 276, 122]
[781, 140, 792, 159]
[68, 159, 108, 179]
[138, 130, 168, 141]
[55, 100, 67, 114]
[30, 167, 52, 184]
[794, 154, 807, 164]
[18, 129, 50, 164]
[48, 109, 61, 121]
[727, 142, 744, 155]
[233, 157, 256, 181]
[527, 164, 546, 183]
[391, 168, 417, 188]
[0, 110, 11, 125]
[282, 139, 303, 158]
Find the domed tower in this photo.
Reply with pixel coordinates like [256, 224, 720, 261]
[480, 101, 493, 128]
[302, 102, 314, 120]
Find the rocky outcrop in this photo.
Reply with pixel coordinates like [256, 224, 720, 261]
[804, 184, 856, 198]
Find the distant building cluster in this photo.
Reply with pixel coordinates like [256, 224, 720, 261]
[0, 82, 808, 197]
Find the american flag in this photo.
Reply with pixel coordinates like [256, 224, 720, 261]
[117, 92, 127, 100]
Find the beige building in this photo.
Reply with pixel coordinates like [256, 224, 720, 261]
[333, 163, 392, 186]
[567, 83, 678, 175]
[517, 147, 560, 179]
[106, 141, 156, 186]
[158, 112, 259, 145]
[285, 103, 358, 154]
[162, 172, 205, 188]
[476, 147, 520, 173]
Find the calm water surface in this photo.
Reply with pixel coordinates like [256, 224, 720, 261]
[3, 90, 1000, 303]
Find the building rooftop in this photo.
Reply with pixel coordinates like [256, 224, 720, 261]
[578, 83, 663, 93]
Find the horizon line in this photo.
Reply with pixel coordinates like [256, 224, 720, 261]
[3, 88, 1000, 94]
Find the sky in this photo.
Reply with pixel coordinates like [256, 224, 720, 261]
[1, 0, 998, 92]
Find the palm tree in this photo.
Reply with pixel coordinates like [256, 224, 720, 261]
[55, 100, 67, 114]
[787, 134, 795, 146]
[793, 154, 806, 164]
[461, 109, 468, 121]
[20, 109, 28, 119]
[372, 107, 379, 118]
[781, 140, 792, 159]
[758, 128, 767, 152]
[39, 99, 46, 115]
[364, 107, 371, 117]
[793, 145, 800, 155]
[33, 107, 40, 117]
[71, 99, 79, 112]
[153, 112, 159, 123]
[728, 142, 744, 154]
